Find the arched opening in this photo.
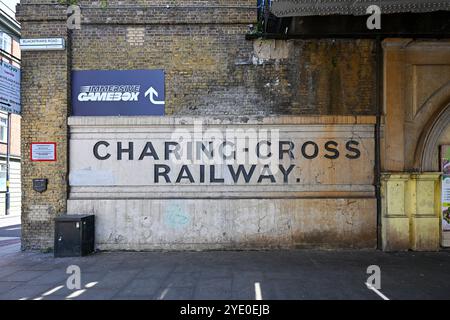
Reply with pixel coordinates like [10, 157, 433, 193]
[414, 87, 450, 172]
[416, 104, 450, 172]
[410, 100, 450, 249]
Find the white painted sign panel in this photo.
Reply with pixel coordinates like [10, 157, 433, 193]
[68, 117, 376, 200]
[67, 117, 378, 251]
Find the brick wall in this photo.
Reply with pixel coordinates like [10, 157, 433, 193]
[68, 9, 376, 116]
[17, 0, 377, 250]
[17, 3, 69, 249]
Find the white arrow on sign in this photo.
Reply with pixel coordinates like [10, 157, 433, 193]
[145, 87, 165, 105]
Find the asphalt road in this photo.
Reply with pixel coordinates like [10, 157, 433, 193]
[0, 215, 20, 248]
[0, 215, 449, 300]
[0, 249, 449, 300]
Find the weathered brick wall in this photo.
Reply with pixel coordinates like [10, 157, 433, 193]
[69, 12, 375, 115]
[17, 0, 377, 250]
[17, 5, 69, 250]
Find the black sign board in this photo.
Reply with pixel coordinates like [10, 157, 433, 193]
[33, 179, 48, 193]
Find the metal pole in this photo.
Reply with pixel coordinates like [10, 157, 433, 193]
[264, 0, 270, 33]
[375, 37, 383, 250]
[5, 112, 10, 216]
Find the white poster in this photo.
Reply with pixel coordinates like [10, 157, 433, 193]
[442, 145, 450, 231]
[443, 177, 450, 231]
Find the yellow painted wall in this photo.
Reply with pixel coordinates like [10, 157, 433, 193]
[382, 38, 450, 251]
[382, 173, 441, 251]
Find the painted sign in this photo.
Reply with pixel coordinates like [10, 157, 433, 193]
[0, 60, 21, 114]
[31, 143, 57, 162]
[71, 69, 165, 116]
[68, 118, 375, 199]
[67, 118, 377, 250]
[86, 138, 362, 184]
[442, 145, 450, 231]
[20, 38, 65, 51]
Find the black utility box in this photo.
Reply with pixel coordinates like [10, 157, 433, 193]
[54, 215, 95, 258]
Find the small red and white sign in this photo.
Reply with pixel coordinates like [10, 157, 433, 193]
[31, 142, 57, 162]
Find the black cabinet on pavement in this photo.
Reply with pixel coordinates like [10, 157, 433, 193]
[54, 215, 95, 258]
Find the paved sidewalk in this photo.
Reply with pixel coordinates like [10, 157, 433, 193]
[0, 215, 20, 249]
[0, 248, 449, 300]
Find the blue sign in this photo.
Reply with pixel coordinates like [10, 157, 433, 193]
[0, 60, 21, 115]
[72, 69, 165, 116]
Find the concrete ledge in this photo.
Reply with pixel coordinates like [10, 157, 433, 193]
[68, 115, 378, 127]
[68, 198, 377, 251]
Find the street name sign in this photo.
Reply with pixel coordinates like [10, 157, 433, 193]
[20, 38, 66, 51]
